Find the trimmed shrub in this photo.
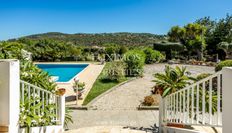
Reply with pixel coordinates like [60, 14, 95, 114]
[143, 96, 155, 106]
[143, 48, 164, 64]
[123, 50, 145, 77]
[106, 61, 126, 82]
[215, 60, 232, 71]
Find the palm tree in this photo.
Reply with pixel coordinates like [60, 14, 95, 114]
[153, 66, 192, 97]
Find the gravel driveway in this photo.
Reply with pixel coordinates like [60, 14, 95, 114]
[67, 64, 215, 131]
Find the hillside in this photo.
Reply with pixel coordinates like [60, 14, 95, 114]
[20, 32, 166, 46]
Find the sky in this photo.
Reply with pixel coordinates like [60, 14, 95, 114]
[0, 0, 232, 40]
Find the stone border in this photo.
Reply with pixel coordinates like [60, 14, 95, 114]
[137, 105, 159, 110]
[86, 77, 137, 109]
[66, 105, 88, 110]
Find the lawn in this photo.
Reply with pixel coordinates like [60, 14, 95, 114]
[82, 62, 129, 105]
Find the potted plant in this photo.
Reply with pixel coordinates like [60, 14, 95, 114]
[73, 80, 85, 92]
[56, 88, 66, 96]
[77, 82, 85, 91]
[72, 79, 86, 100]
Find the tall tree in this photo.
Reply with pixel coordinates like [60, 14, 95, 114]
[167, 26, 185, 42]
[184, 23, 206, 60]
[196, 14, 232, 55]
[168, 23, 206, 60]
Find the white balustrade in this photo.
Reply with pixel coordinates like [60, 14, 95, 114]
[161, 71, 223, 127]
[20, 80, 62, 123]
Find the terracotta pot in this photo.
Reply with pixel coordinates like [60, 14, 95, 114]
[167, 123, 184, 128]
[56, 88, 66, 96]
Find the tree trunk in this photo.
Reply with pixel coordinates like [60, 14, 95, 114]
[197, 50, 203, 61]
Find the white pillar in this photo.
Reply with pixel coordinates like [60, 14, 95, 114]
[59, 95, 65, 130]
[0, 59, 20, 133]
[222, 67, 232, 133]
[158, 95, 164, 133]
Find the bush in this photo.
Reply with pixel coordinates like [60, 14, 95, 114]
[106, 61, 126, 82]
[119, 46, 128, 55]
[196, 73, 212, 81]
[215, 60, 232, 71]
[20, 60, 56, 92]
[143, 48, 164, 64]
[85, 53, 94, 61]
[143, 96, 155, 106]
[123, 50, 145, 77]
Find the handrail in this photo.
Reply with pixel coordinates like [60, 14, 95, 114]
[161, 71, 222, 127]
[20, 80, 53, 94]
[20, 80, 61, 124]
[165, 71, 222, 98]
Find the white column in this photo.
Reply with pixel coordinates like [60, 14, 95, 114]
[158, 94, 164, 133]
[59, 95, 65, 130]
[0, 59, 20, 133]
[222, 67, 232, 133]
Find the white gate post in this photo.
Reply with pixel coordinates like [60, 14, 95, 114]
[58, 95, 65, 130]
[0, 59, 20, 133]
[158, 95, 164, 133]
[222, 67, 232, 133]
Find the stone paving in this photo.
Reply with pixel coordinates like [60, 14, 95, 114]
[65, 126, 151, 133]
[66, 64, 215, 132]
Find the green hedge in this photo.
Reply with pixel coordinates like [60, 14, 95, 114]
[143, 48, 164, 64]
[215, 60, 232, 71]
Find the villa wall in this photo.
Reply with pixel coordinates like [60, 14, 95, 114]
[0, 60, 65, 133]
[0, 60, 20, 133]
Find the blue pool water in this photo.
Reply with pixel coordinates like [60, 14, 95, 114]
[37, 64, 88, 82]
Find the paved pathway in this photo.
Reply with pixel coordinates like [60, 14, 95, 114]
[66, 64, 215, 132]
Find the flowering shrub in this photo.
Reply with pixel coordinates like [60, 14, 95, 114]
[20, 60, 56, 92]
[19, 94, 56, 128]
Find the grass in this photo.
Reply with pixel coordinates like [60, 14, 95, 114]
[82, 62, 129, 105]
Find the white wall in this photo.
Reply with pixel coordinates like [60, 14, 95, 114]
[0, 59, 20, 133]
[0, 60, 66, 133]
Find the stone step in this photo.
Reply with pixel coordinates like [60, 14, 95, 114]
[64, 126, 149, 133]
[0, 126, 8, 133]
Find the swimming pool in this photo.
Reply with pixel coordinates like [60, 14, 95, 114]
[37, 64, 88, 82]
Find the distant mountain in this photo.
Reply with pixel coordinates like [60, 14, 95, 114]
[20, 32, 166, 46]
